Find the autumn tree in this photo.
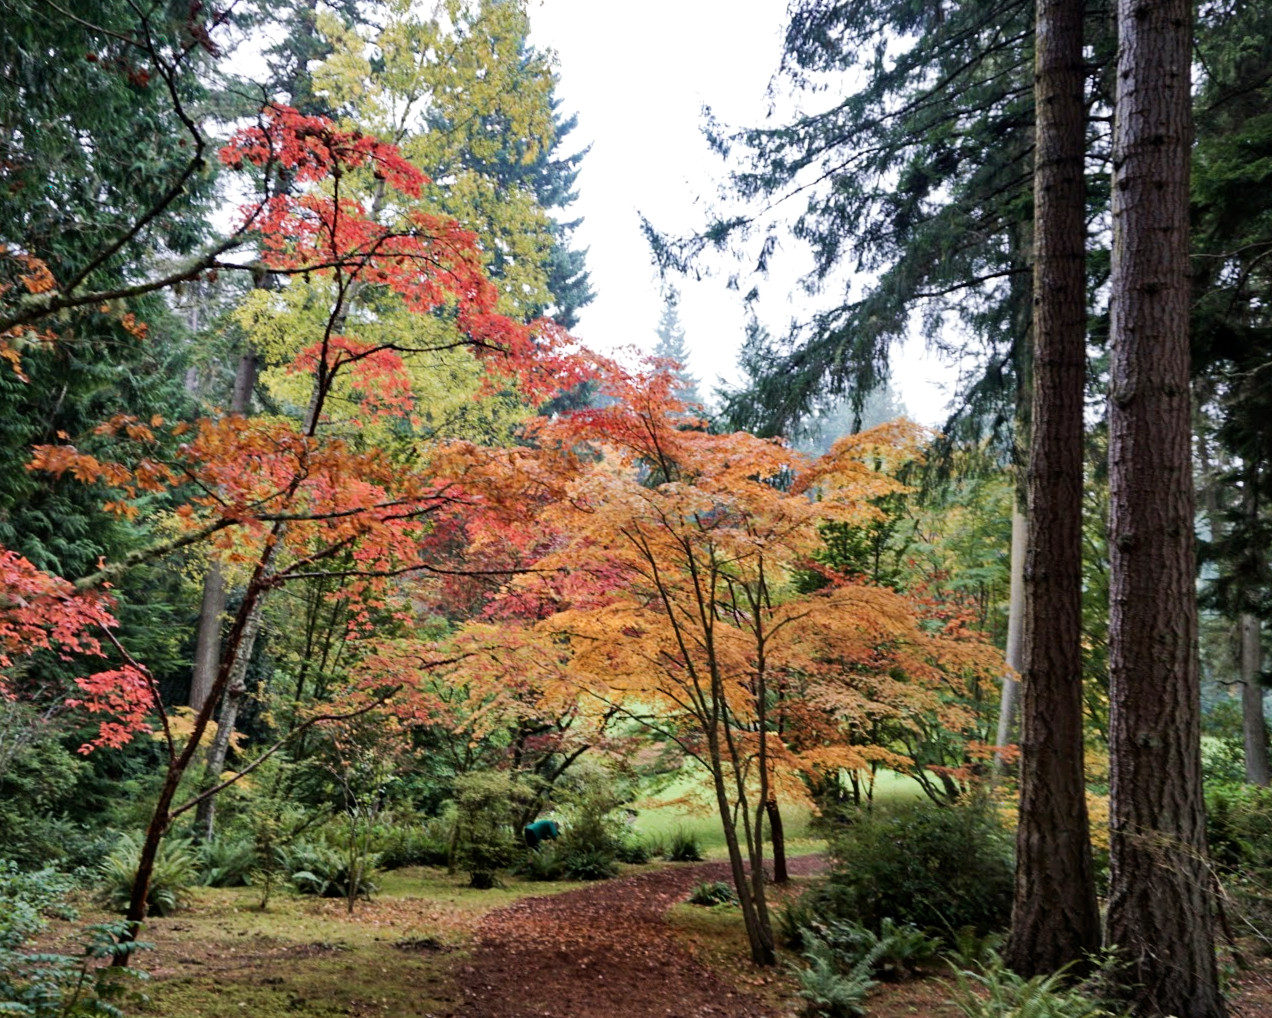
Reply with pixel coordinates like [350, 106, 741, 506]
[27, 105, 592, 945]
[490, 368, 1002, 966]
[1104, 0, 1225, 1012]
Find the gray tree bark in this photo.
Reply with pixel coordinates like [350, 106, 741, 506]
[995, 504, 1026, 767]
[1241, 612, 1270, 786]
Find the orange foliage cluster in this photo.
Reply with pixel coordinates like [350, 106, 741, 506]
[420, 363, 1003, 803]
[0, 550, 152, 750]
[4, 103, 602, 751]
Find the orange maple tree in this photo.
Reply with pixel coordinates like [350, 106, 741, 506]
[453, 365, 1003, 966]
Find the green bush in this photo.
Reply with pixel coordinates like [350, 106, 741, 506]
[797, 918, 938, 982]
[815, 798, 1013, 936]
[372, 817, 451, 870]
[664, 828, 704, 862]
[453, 772, 531, 889]
[98, 833, 199, 917]
[687, 880, 737, 906]
[561, 847, 619, 881]
[793, 936, 877, 1018]
[0, 862, 76, 950]
[1, 858, 149, 1015]
[778, 889, 823, 947]
[1207, 783, 1272, 950]
[614, 838, 650, 864]
[199, 834, 257, 888]
[282, 841, 379, 899]
[513, 844, 565, 881]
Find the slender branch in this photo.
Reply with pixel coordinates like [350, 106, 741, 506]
[170, 688, 400, 818]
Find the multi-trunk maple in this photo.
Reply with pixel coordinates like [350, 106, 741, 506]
[434, 366, 1003, 966]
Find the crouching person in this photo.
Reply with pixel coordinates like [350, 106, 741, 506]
[523, 818, 560, 849]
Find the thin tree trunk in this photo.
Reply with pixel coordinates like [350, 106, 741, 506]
[765, 797, 788, 884]
[195, 596, 266, 840]
[121, 570, 272, 958]
[1105, 0, 1225, 1011]
[995, 504, 1026, 769]
[189, 567, 225, 713]
[1241, 613, 1270, 785]
[189, 350, 257, 711]
[1006, 0, 1100, 976]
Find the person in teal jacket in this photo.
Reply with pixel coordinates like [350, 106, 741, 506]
[523, 818, 560, 848]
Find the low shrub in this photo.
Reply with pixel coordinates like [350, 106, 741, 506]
[614, 837, 651, 864]
[793, 935, 877, 1018]
[199, 834, 256, 888]
[1, 857, 150, 1014]
[561, 847, 620, 881]
[373, 817, 451, 870]
[687, 880, 737, 906]
[816, 797, 1013, 936]
[0, 861, 76, 950]
[98, 833, 199, 917]
[453, 772, 530, 889]
[664, 828, 703, 862]
[778, 889, 823, 947]
[513, 844, 565, 881]
[283, 841, 379, 899]
[1207, 783, 1272, 951]
[947, 954, 1124, 1018]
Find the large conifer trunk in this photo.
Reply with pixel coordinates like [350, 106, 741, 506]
[1006, 0, 1101, 976]
[1105, 0, 1225, 1012]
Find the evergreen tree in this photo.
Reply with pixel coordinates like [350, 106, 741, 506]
[1006, 0, 1100, 975]
[1191, 0, 1272, 786]
[1105, 0, 1225, 1010]
[652, 291, 703, 408]
[653, 0, 1096, 443]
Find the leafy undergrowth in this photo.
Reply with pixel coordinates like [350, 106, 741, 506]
[666, 878, 962, 1018]
[37, 861, 1272, 1018]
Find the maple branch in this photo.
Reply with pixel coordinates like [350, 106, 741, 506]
[97, 626, 176, 759]
[0, 248, 250, 336]
[72, 517, 237, 591]
[169, 687, 400, 819]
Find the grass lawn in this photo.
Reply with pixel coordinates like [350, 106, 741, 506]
[629, 767, 926, 859]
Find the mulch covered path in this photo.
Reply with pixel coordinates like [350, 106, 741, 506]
[449, 857, 825, 1018]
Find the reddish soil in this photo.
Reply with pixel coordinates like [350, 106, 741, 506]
[448, 858, 826, 1018]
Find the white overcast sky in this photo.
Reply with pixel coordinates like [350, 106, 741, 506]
[526, 0, 952, 425]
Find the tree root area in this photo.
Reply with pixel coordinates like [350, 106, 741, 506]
[449, 858, 823, 1018]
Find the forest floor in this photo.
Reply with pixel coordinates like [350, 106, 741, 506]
[47, 858, 1272, 1018]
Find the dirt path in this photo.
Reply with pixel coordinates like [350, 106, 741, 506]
[449, 858, 824, 1018]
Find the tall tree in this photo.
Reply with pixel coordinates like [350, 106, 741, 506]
[1191, 0, 1272, 788]
[655, 0, 1056, 444]
[1105, 0, 1225, 1011]
[1006, 0, 1101, 975]
[652, 290, 703, 408]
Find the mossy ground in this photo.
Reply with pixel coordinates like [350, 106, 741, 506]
[55, 867, 585, 1018]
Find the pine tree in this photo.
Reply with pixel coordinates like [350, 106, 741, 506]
[1105, 0, 1225, 1010]
[653, 291, 703, 408]
[1006, 0, 1100, 975]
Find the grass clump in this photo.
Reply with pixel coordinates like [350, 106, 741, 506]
[664, 828, 703, 862]
[687, 880, 737, 906]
